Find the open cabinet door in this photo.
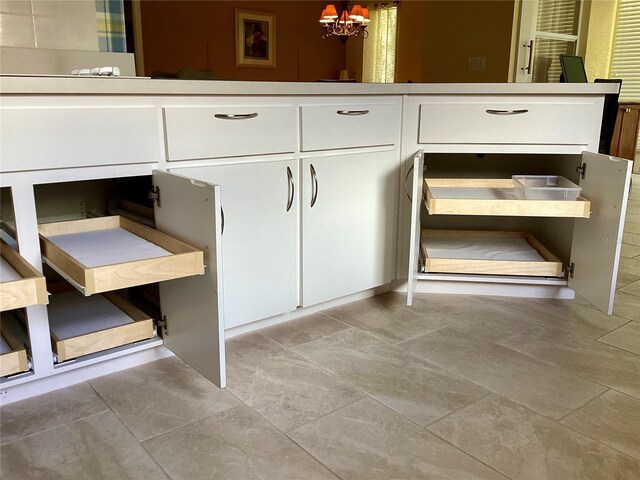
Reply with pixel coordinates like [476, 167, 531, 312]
[152, 170, 226, 387]
[407, 150, 425, 306]
[569, 153, 633, 315]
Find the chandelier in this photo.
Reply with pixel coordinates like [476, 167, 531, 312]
[319, 2, 370, 40]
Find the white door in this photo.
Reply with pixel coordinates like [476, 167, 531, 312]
[406, 150, 425, 306]
[172, 160, 299, 328]
[302, 151, 398, 307]
[515, 0, 582, 83]
[569, 152, 633, 314]
[152, 170, 225, 387]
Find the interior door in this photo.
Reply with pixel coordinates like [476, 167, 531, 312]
[152, 170, 225, 387]
[569, 152, 633, 315]
[406, 150, 424, 306]
[171, 160, 299, 329]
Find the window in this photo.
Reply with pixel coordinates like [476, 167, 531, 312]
[610, 0, 640, 102]
[362, 4, 398, 83]
[515, 0, 582, 82]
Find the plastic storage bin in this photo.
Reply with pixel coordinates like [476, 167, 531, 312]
[512, 175, 582, 200]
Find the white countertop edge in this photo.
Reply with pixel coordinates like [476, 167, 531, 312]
[0, 75, 620, 96]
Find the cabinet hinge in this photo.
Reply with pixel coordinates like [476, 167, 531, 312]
[148, 186, 161, 208]
[565, 263, 575, 279]
[418, 257, 425, 273]
[576, 163, 587, 180]
[157, 316, 168, 336]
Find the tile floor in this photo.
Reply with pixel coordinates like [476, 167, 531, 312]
[1, 175, 639, 479]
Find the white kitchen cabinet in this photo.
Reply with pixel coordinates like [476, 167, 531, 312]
[171, 160, 299, 329]
[301, 151, 398, 307]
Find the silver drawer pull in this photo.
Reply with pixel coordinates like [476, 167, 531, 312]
[337, 110, 370, 116]
[486, 109, 529, 115]
[214, 113, 259, 120]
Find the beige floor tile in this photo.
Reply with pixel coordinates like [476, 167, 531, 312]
[627, 213, 640, 224]
[143, 405, 337, 480]
[614, 291, 640, 321]
[500, 327, 640, 398]
[289, 397, 507, 480]
[400, 328, 606, 419]
[89, 357, 240, 441]
[620, 279, 640, 297]
[323, 292, 447, 344]
[624, 222, 640, 235]
[617, 257, 640, 288]
[561, 390, 640, 460]
[622, 232, 640, 247]
[429, 394, 640, 480]
[293, 328, 488, 426]
[226, 333, 363, 432]
[260, 313, 349, 348]
[598, 321, 640, 355]
[0, 383, 108, 445]
[1, 411, 168, 480]
[621, 243, 640, 258]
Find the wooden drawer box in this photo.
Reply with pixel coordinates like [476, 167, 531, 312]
[424, 179, 591, 218]
[300, 103, 400, 151]
[1, 240, 48, 312]
[418, 96, 600, 146]
[164, 105, 297, 161]
[421, 230, 563, 277]
[39, 216, 204, 296]
[0, 107, 162, 172]
[48, 291, 155, 362]
[0, 312, 29, 377]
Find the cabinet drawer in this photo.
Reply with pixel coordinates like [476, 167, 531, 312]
[0, 312, 29, 377]
[164, 106, 296, 160]
[48, 291, 155, 362]
[424, 178, 591, 218]
[39, 216, 204, 295]
[1, 240, 48, 312]
[301, 103, 400, 151]
[418, 97, 599, 146]
[0, 107, 161, 172]
[422, 230, 563, 277]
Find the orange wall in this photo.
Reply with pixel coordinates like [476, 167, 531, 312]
[139, 1, 347, 81]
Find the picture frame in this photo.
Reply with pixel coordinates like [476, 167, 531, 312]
[235, 9, 276, 68]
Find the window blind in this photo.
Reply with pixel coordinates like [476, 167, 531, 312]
[611, 0, 640, 102]
[362, 6, 398, 83]
[536, 0, 580, 36]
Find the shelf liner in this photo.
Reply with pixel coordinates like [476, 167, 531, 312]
[47, 227, 171, 268]
[0, 256, 22, 282]
[424, 236, 545, 262]
[429, 187, 514, 200]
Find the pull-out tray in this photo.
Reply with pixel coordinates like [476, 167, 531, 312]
[421, 230, 564, 277]
[1, 240, 48, 312]
[1, 311, 30, 377]
[48, 291, 155, 362]
[39, 216, 204, 296]
[424, 179, 591, 218]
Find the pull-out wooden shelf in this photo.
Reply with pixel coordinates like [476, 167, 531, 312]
[1, 312, 30, 377]
[39, 216, 204, 296]
[421, 230, 564, 277]
[1, 240, 48, 312]
[49, 291, 155, 362]
[424, 179, 591, 218]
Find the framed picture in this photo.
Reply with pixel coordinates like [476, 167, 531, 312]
[235, 10, 276, 68]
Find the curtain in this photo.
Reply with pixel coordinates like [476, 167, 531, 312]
[96, 0, 126, 52]
[362, 5, 398, 83]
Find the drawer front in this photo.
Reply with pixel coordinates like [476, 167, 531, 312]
[301, 103, 400, 151]
[418, 97, 599, 146]
[0, 107, 161, 172]
[164, 106, 296, 161]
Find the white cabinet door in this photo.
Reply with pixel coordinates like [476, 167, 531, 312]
[569, 152, 633, 315]
[173, 160, 299, 329]
[152, 170, 225, 387]
[406, 150, 425, 306]
[302, 151, 398, 307]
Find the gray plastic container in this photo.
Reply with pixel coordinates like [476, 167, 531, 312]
[512, 175, 582, 200]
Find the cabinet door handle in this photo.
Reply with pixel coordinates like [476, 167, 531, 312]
[221, 206, 225, 235]
[310, 164, 318, 208]
[337, 110, 370, 116]
[214, 113, 259, 120]
[521, 39, 534, 73]
[486, 109, 529, 115]
[286, 166, 294, 212]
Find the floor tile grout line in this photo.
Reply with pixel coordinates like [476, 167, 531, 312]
[423, 391, 495, 429]
[594, 319, 635, 342]
[260, 324, 355, 351]
[555, 388, 610, 422]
